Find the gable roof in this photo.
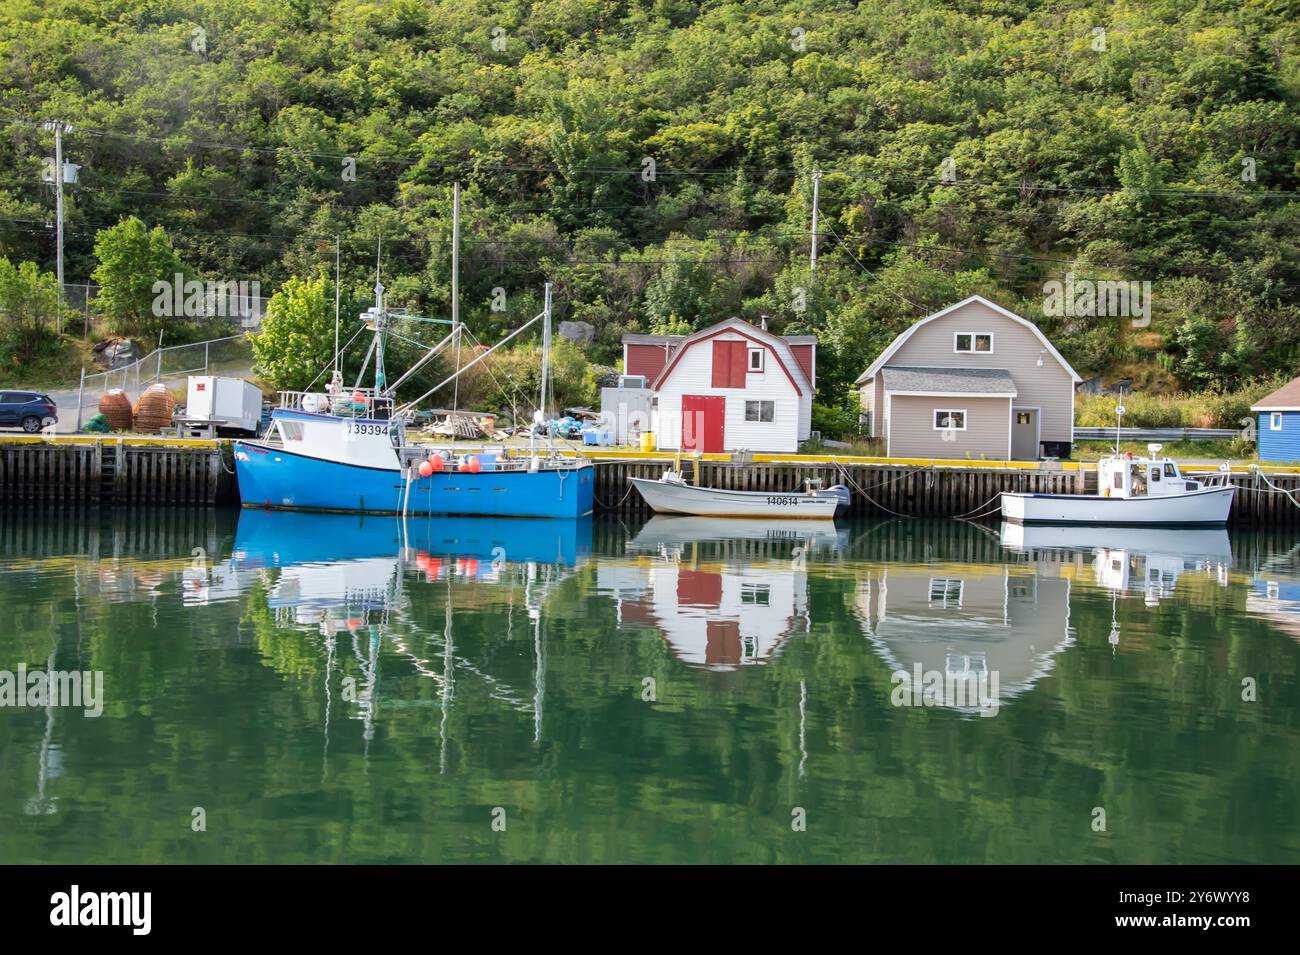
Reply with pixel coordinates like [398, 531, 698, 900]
[650, 317, 812, 395]
[1251, 376, 1300, 412]
[855, 295, 1082, 385]
[881, 366, 1018, 397]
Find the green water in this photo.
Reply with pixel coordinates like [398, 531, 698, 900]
[0, 509, 1297, 864]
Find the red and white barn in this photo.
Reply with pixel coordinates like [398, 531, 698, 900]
[622, 319, 817, 453]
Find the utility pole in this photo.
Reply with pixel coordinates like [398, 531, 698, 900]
[43, 121, 74, 333]
[810, 169, 822, 272]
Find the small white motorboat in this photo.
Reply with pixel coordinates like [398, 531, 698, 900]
[630, 472, 850, 520]
[1001, 445, 1235, 526]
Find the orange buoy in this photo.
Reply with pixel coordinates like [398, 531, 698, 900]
[427, 454, 444, 472]
[457, 457, 469, 473]
[418, 460, 433, 478]
[466, 455, 481, 474]
[351, 390, 366, 404]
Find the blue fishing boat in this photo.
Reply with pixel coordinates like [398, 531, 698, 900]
[233, 508, 593, 567]
[234, 273, 594, 518]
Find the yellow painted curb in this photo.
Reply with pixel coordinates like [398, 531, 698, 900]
[0, 435, 222, 449]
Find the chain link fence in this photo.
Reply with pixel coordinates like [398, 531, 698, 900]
[75, 334, 254, 429]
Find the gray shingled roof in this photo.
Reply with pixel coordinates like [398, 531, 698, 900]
[881, 366, 1018, 396]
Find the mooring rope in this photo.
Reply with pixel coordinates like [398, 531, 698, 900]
[1249, 465, 1300, 509]
[832, 462, 917, 519]
[952, 492, 1005, 521]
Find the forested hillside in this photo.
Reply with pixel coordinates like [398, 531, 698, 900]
[1, 0, 1298, 409]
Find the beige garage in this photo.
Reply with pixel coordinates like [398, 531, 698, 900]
[858, 296, 1080, 460]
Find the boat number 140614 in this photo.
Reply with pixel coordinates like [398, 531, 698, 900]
[766, 495, 799, 506]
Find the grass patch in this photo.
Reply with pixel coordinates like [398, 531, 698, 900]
[1073, 439, 1252, 462]
[1076, 377, 1289, 429]
[0, 335, 94, 390]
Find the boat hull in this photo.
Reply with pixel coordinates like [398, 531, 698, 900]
[630, 477, 840, 519]
[1000, 485, 1235, 526]
[234, 441, 594, 518]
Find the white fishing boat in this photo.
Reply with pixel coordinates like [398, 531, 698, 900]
[630, 472, 849, 519]
[1001, 445, 1235, 526]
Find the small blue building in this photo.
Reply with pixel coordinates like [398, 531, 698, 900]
[1253, 377, 1300, 463]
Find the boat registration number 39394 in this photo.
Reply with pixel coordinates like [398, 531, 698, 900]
[766, 496, 800, 506]
[348, 422, 389, 436]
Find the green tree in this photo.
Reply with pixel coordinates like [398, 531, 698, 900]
[250, 275, 340, 391]
[90, 218, 186, 342]
[0, 257, 62, 364]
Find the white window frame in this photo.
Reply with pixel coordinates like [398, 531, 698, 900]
[1271, 412, 1283, 431]
[745, 400, 775, 423]
[933, 409, 967, 431]
[929, 577, 963, 608]
[748, 347, 764, 372]
[954, 332, 994, 353]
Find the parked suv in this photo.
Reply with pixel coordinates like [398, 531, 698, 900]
[0, 391, 58, 432]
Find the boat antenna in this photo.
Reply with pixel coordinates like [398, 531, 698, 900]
[1114, 387, 1126, 456]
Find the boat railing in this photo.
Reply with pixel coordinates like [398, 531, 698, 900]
[277, 388, 396, 420]
[397, 446, 589, 472]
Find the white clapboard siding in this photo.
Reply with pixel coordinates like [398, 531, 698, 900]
[655, 331, 807, 452]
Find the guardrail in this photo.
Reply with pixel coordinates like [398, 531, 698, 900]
[1074, 427, 1246, 441]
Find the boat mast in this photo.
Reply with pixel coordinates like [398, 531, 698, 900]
[373, 237, 386, 393]
[540, 282, 552, 420]
[449, 182, 462, 449]
[451, 182, 460, 331]
[332, 235, 341, 391]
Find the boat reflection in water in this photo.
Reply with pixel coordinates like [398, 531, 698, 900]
[218, 509, 592, 758]
[1000, 523, 1232, 605]
[598, 517, 845, 670]
[1000, 522, 1232, 653]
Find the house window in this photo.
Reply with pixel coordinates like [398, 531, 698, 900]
[929, 578, 963, 607]
[1016, 412, 1032, 425]
[748, 348, 764, 372]
[934, 409, 966, 430]
[1271, 412, 1283, 431]
[955, 332, 993, 353]
[745, 400, 775, 422]
[740, 583, 771, 606]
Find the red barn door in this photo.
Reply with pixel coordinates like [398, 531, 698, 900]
[681, 395, 725, 452]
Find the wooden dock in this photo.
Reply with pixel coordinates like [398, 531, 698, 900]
[591, 455, 1300, 525]
[0, 437, 231, 507]
[2, 436, 1297, 524]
